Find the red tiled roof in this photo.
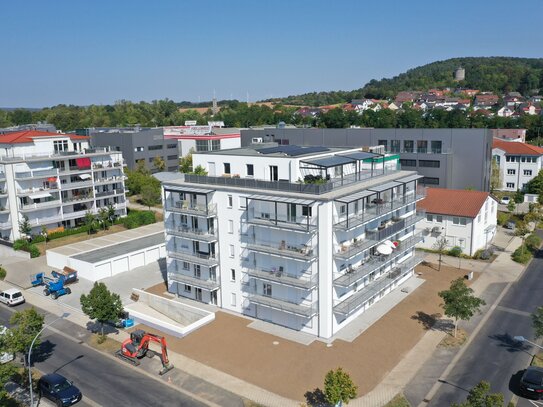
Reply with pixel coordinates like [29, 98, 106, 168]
[0, 130, 88, 144]
[417, 188, 490, 218]
[492, 139, 543, 155]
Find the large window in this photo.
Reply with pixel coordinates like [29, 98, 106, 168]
[390, 140, 400, 153]
[246, 164, 254, 176]
[431, 140, 442, 154]
[417, 140, 428, 154]
[195, 140, 209, 151]
[54, 140, 69, 153]
[506, 182, 515, 188]
[422, 177, 439, 185]
[524, 169, 532, 176]
[378, 140, 388, 151]
[211, 140, 220, 150]
[419, 160, 440, 168]
[148, 145, 162, 151]
[263, 283, 272, 297]
[507, 169, 516, 175]
[399, 159, 417, 167]
[453, 217, 467, 226]
[224, 163, 231, 174]
[167, 143, 177, 149]
[404, 140, 414, 153]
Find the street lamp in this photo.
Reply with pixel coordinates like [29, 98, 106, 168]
[513, 335, 543, 351]
[28, 312, 70, 407]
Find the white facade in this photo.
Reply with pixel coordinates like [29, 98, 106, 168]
[0, 132, 127, 241]
[416, 195, 497, 256]
[492, 145, 543, 192]
[163, 145, 425, 339]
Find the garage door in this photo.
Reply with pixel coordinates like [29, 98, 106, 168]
[130, 252, 145, 269]
[112, 257, 129, 276]
[145, 247, 160, 263]
[94, 263, 112, 280]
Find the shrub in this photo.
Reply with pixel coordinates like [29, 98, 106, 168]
[474, 248, 494, 260]
[13, 239, 27, 251]
[512, 245, 532, 264]
[497, 212, 510, 226]
[31, 234, 46, 243]
[0, 266, 6, 280]
[121, 210, 155, 229]
[28, 244, 40, 258]
[448, 246, 463, 257]
[525, 234, 542, 252]
[13, 239, 40, 258]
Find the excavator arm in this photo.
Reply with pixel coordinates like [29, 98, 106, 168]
[141, 333, 174, 375]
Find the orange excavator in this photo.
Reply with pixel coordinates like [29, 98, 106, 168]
[116, 329, 174, 375]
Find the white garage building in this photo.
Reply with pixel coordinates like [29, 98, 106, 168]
[47, 223, 166, 281]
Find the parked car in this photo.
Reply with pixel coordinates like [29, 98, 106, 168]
[519, 366, 543, 399]
[38, 373, 82, 406]
[0, 288, 25, 306]
[0, 326, 14, 364]
[505, 221, 516, 230]
[500, 196, 511, 205]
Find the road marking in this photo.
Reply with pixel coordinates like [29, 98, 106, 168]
[417, 280, 514, 407]
[529, 400, 543, 406]
[496, 305, 532, 317]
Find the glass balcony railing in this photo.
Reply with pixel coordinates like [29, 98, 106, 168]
[168, 272, 220, 291]
[165, 225, 217, 242]
[243, 284, 318, 317]
[167, 250, 219, 267]
[244, 238, 317, 261]
[167, 200, 217, 216]
[244, 267, 318, 290]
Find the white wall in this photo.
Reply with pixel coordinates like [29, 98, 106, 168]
[493, 148, 542, 192]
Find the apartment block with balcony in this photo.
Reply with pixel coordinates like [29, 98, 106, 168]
[0, 130, 127, 241]
[162, 143, 425, 339]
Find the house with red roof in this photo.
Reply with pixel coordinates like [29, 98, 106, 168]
[416, 188, 497, 256]
[0, 130, 127, 241]
[492, 139, 543, 192]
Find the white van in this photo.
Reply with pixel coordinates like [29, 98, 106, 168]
[0, 288, 25, 306]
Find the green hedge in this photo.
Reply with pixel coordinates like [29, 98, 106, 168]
[497, 212, 510, 226]
[0, 266, 6, 280]
[448, 246, 463, 257]
[525, 234, 542, 252]
[121, 210, 156, 229]
[13, 239, 40, 258]
[512, 245, 532, 264]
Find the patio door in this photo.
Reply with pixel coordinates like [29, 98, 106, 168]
[210, 290, 218, 305]
[208, 162, 216, 176]
[287, 203, 297, 222]
[195, 288, 202, 301]
[270, 165, 278, 181]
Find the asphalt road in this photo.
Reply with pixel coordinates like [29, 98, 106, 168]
[423, 246, 543, 406]
[0, 305, 207, 407]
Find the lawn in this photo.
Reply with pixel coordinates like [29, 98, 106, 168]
[385, 393, 411, 407]
[532, 352, 543, 367]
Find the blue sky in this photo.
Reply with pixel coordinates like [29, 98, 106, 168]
[2, 0, 542, 107]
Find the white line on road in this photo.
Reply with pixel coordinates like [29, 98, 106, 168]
[496, 305, 533, 317]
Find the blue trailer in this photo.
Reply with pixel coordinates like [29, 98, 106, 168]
[51, 267, 78, 285]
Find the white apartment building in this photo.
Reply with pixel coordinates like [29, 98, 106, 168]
[162, 143, 425, 339]
[492, 139, 543, 192]
[0, 130, 127, 241]
[416, 189, 497, 256]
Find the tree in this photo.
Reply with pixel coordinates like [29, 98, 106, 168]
[323, 367, 357, 406]
[107, 203, 116, 224]
[18, 215, 32, 239]
[140, 183, 161, 209]
[432, 236, 449, 271]
[179, 148, 194, 173]
[507, 199, 516, 214]
[80, 282, 123, 337]
[514, 221, 530, 256]
[489, 158, 502, 193]
[152, 156, 166, 172]
[83, 211, 97, 235]
[439, 278, 486, 338]
[532, 306, 543, 339]
[452, 381, 504, 407]
[98, 207, 109, 230]
[192, 165, 208, 176]
[7, 308, 45, 367]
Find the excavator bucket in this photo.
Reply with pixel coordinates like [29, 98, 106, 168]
[159, 363, 174, 376]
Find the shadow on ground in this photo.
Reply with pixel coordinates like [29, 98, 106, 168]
[509, 369, 525, 396]
[411, 311, 442, 330]
[488, 332, 532, 354]
[86, 321, 119, 335]
[32, 340, 56, 364]
[304, 388, 327, 407]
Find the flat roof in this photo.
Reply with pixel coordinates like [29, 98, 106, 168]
[72, 233, 164, 263]
[196, 145, 349, 158]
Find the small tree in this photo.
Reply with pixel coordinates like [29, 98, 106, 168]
[489, 158, 502, 193]
[7, 308, 45, 367]
[452, 380, 504, 407]
[107, 203, 116, 224]
[192, 164, 208, 176]
[532, 306, 543, 339]
[98, 207, 109, 230]
[323, 367, 357, 406]
[433, 236, 449, 271]
[179, 148, 194, 173]
[80, 282, 123, 337]
[513, 189, 524, 204]
[18, 215, 32, 239]
[439, 278, 486, 338]
[514, 221, 530, 255]
[83, 211, 97, 235]
[140, 183, 161, 209]
[152, 156, 166, 172]
[507, 199, 516, 214]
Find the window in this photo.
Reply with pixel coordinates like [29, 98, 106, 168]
[418, 160, 440, 168]
[224, 163, 231, 174]
[134, 146, 144, 152]
[404, 140, 414, 153]
[390, 140, 400, 153]
[422, 177, 439, 185]
[524, 170, 532, 176]
[182, 261, 190, 270]
[148, 145, 162, 151]
[210, 140, 220, 150]
[263, 283, 272, 297]
[180, 214, 188, 224]
[239, 197, 246, 209]
[431, 140, 442, 154]
[417, 140, 428, 153]
[399, 159, 416, 167]
[453, 217, 467, 226]
[148, 157, 154, 162]
[426, 214, 433, 222]
[228, 220, 233, 234]
[506, 182, 515, 188]
[477, 214, 481, 223]
[167, 144, 177, 149]
[184, 284, 191, 293]
[340, 205, 346, 214]
[195, 140, 209, 152]
[227, 195, 233, 207]
[194, 265, 201, 278]
[231, 269, 236, 281]
[302, 206, 312, 217]
[167, 155, 178, 160]
[246, 164, 254, 176]
[378, 140, 388, 151]
[53, 140, 69, 153]
[229, 244, 235, 258]
[507, 169, 516, 175]
[436, 215, 443, 223]
[231, 293, 236, 306]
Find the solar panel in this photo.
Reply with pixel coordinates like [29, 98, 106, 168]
[288, 146, 329, 156]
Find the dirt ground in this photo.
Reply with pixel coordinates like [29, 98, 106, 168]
[138, 262, 475, 401]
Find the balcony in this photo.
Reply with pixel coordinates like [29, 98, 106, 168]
[0, 222, 11, 230]
[17, 185, 60, 196]
[15, 169, 59, 179]
[167, 200, 217, 217]
[334, 255, 424, 316]
[92, 162, 122, 170]
[334, 233, 423, 288]
[60, 180, 94, 190]
[245, 267, 318, 290]
[28, 214, 63, 226]
[165, 225, 217, 243]
[20, 200, 61, 212]
[62, 209, 92, 221]
[243, 285, 317, 317]
[94, 176, 124, 185]
[168, 250, 219, 267]
[62, 194, 94, 204]
[334, 212, 423, 260]
[244, 238, 317, 261]
[168, 272, 220, 291]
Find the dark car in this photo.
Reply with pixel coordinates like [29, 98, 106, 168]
[38, 373, 82, 406]
[519, 366, 543, 399]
